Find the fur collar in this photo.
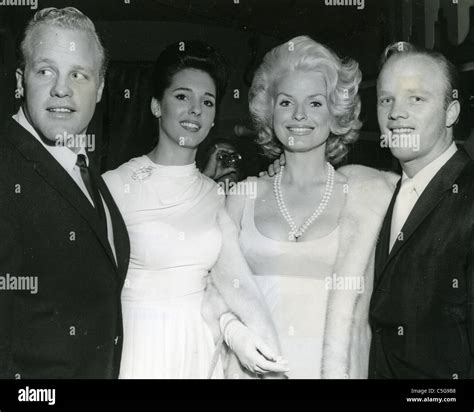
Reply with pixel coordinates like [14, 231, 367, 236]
[321, 165, 397, 378]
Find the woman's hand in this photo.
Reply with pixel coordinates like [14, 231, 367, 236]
[225, 319, 289, 375]
[259, 153, 286, 177]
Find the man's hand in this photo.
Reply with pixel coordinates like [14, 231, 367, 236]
[259, 153, 286, 177]
[203, 144, 241, 184]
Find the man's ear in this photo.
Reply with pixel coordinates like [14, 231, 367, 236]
[151, 97, 161, 118]
[96, 78, 105, 103]
[446, 99, 461, 128]
[15, 68, 24, 97]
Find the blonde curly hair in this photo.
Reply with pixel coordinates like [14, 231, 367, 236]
[249, 35, 362, 164]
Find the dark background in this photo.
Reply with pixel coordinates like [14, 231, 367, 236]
[1, 0, 473, 174]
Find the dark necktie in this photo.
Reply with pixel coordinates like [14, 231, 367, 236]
[76, 154, 108, 238]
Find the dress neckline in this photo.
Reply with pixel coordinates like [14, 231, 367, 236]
[245, 178, 346, 245]
[250, 196, 340, 246]
[142, 155, 198, 178]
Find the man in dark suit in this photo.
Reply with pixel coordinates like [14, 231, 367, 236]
[0, 7, 130, 378]
[369, 42, 474, 378]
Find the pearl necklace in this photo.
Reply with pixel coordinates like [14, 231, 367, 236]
[273, 162, 335, 241]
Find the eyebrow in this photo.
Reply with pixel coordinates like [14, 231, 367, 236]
[277, 92, 326, 99]
[71, 64, 94, 73]
[32, 59, 94, 73]
[405, 88, 433, 97]
[31, 58, 56, 66]
[378, 89, 434, 97]
[172, 87, 216, 99]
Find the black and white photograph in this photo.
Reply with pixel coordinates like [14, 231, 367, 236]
[0, 0, 474, 406]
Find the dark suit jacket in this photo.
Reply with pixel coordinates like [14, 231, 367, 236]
[0, 119, 130, 378]
[369, 149, 474, 378]
[462, 136, 474, 161]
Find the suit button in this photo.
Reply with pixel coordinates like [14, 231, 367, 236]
[375, 327, 382, 333]
[114, 336, 120, 345]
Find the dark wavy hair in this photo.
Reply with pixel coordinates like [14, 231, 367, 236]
[152, 40, 229, 105]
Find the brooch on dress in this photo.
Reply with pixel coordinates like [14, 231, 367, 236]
[131, 166, 155, 181]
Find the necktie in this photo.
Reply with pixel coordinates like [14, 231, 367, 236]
[76, 154, 108, 238]
[389, 179, 418, 251]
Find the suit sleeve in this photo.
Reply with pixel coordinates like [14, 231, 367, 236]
[468, 220, 474, 378]
[0, 176, 22, 378]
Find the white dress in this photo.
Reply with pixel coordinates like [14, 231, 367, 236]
[238, 177, 339, 378]
[103, 155, 224, 379]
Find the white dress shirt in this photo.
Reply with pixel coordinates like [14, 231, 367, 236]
[13, 107, 117, 263]
[389, 142, 458, 250]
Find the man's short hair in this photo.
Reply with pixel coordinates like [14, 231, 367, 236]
[18, 7, 107, 80]
[379, 41, 460, 109]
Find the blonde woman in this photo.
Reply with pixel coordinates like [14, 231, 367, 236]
[212, 36, 397, 378]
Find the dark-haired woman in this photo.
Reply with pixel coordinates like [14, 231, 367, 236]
[103, 41, 286, 379]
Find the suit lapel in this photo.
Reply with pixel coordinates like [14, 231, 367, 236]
[374, 178, 401, 287]
[378, 150, 470, 281]
[5, 119, 119, 272]
[97, 176, 130, 281]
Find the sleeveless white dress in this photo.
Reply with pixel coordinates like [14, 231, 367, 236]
[238, 177, 340, 378]
[103, 155, 224, 378]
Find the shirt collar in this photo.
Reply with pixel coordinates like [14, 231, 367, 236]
[401, 142, 458, 196]
[12, 107, 89, 171]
